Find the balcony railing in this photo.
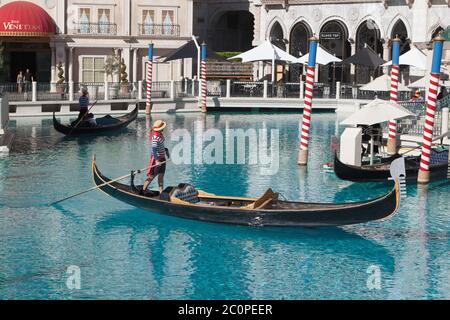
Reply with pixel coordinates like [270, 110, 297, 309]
[138, 23, 180, 37]
[72, 22, 118, 35]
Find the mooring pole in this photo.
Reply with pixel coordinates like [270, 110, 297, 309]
[418, 33, 445, 184]
[387, 35, 401, 155]
[145, 43, 154, 115]
[200, 42, 207, 113]
[298, 36, 319, 166]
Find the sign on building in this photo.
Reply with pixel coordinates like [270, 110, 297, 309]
[320, 32, 341, 40]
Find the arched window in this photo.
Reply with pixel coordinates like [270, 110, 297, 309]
[289, 22, 311, 81]
[391, 20, 410, 55]
[356, 20, 383, 84]
[319, 20, 351, 84]
[269, 22, 285, 50]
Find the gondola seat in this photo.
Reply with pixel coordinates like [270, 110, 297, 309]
[170, 184, 200, 204]
[244, 188, 278, 209]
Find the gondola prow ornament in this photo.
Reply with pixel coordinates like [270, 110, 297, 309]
[389, 157, 407, 199]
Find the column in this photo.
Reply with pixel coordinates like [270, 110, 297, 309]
[68, 47, 74, 83]
[132, 48, 138, 88]
[51, 46, 56, 92]
[350, 43, 356, 83]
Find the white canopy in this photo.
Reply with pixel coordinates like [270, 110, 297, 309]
[229, 40, 299, 82]
[229, 40, 299, 63]
[341, 99, 415, 126]
[408, 75, 448, 89]
[359, 74, 411, 92]
[296, 45, 342, 65]
[383, 46, 427, 70]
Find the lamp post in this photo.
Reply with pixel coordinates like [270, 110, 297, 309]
[298, 36, 319, 165]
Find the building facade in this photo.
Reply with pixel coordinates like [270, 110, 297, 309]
[196, 0, 450, 84]
[0, 0, 194, 85]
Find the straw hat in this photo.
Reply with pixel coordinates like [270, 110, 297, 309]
[153, 120, 167, 132]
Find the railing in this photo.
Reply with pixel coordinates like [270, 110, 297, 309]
[138, 24, 180, 37]
[231, 82, 264, 98]
[72, 22, 118, 35]
[0, 83, 32, 101]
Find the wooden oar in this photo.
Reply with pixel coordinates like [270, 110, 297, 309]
[400, 131, 449, 156]
[49, 160, 169, 206]
[67, 99, 98, 136]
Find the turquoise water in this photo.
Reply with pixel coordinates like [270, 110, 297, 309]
[0, 112, 449, 300]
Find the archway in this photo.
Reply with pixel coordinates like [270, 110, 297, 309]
[319, 20, 351, 84]
[269, 21, 286, 82]
[356, 19, 383, 84]
[210, 11, 254, 52]
[391, 20, 410, 55]
[289, 21, 311, 81]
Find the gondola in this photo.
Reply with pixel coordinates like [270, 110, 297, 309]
[92, 158, 401, 227]
[53, 106, 138, 135]
[334, 152, 449, 182]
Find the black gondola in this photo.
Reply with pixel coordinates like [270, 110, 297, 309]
[334, 153, 448, 182]
[53, 106, 138, 135]
[92, 158, 401, 227]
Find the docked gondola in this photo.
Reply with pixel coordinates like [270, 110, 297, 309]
[53, 106, 138, 135]
[334, 151, 449, 182]
[92, 157, 402, 227]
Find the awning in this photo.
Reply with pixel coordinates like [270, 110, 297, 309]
[296, 45, 342, 65]
[359, 74, 411, 92]
[383, 46, 428, 70]
[0, 1, 56, 37]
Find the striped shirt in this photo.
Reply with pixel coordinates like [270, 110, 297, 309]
[151, 132, 166, 161]
[79, 95, 89, 109]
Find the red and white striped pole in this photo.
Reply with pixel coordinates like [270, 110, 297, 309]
[145, 43, 154, 114]
[200, 42, 207, 113]
[418, 33, 445, 184]
[298, 36, 319, 166]
[387, 36, 402, 154]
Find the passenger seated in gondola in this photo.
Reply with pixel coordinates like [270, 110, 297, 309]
[84, 113, 97, 127]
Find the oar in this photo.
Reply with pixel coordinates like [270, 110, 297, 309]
[400, 131, 449, 156]
[49, 160, 169, 206]
[67, 100, 98, 136]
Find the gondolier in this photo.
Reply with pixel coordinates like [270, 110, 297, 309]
[77, 88, 90, 123]
[142, 120, 169, 194]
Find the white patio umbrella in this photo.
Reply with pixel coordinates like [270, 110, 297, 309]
[296, 45, 342, 65]
[408, 75, 447, 89]
[341, 99, 415, 164]
[229, 40, 299, 82]
[341, 99, 415, 126]
[359, 74, 411, 92]
[383, 46, 427, 70]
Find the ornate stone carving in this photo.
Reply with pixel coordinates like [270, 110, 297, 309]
[349, 8, 359, 22]
[312, 9, 322, 22]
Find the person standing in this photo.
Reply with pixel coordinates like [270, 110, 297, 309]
[76, 88, 90, 123]
[142, 120, 168, 194]
[17, 71, 24, 94]
[24, 69, 33, 92]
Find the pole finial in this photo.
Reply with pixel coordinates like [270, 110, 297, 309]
[309, 34, 319, 42]
[433, 31, 446, 42]
[392, 34, 401, 42]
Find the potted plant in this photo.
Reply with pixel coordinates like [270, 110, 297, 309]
[104, 53, 120, 99]
[56, 62, 65, 93]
